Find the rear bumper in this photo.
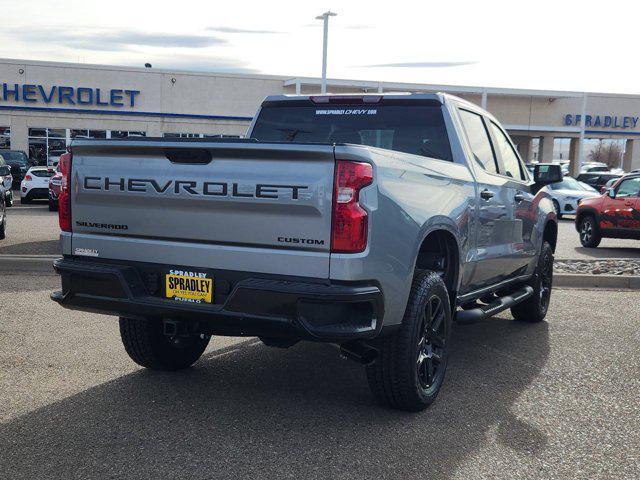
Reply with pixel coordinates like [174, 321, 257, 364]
[22, 187, 48, 199]
[51, 257, 384, 342]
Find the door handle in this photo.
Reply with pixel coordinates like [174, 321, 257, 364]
[480, 189, 494, 200]
[514, 193, 525, 203]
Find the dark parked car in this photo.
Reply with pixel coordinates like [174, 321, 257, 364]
[576, 172, 622, 192]
[576, 173, 640, 247]
[0, 172, 6, 240]
[0, 149, 32, 187]
[0, 157, 14, 207]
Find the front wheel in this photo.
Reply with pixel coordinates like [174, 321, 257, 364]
[366, 271, 452, 411]
[6, 193, 13, 207]
[579, 215, 601, 248]
[119, 317, 210, 370]
[0, 217, 5, 240]
[511, 241, 553, 323]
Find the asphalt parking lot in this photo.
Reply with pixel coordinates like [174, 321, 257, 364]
[0, 195, 58, 255]
[1, 273, 638, 479]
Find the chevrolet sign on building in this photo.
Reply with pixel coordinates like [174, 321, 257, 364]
[1, 57, 640, 173]
[0, 83, 140, 107]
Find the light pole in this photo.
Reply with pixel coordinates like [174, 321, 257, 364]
[316, 11, 337, 94]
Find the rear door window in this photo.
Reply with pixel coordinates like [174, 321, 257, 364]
[488, 122, 525, 180]
[458, 109, 499, 174]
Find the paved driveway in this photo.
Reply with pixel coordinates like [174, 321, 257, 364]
[1, 273, 638, 479]
[555, 218, 640, 260]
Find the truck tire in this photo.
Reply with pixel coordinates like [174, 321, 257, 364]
[366, 271, 451, 411]
[579, 215, 601, 248]
[119, 317, 210, 371]
[510, 241, 553, 323]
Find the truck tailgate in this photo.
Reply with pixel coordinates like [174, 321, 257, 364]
[69, 140, 335, 278]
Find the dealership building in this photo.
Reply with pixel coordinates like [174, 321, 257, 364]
[2, 58, 640, 174]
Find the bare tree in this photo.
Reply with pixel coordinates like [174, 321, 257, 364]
[588, 140, 623, 168]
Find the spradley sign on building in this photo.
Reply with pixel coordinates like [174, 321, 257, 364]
[0, 83, 140, 107]
[563, 113, 639, 129]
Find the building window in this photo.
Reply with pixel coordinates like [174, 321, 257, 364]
[163, 132, 203, 138]
[26, 127, 148, 165]
[163, 133, 242, 139]
[71, 129, 107, 139]
[111, 131, 146, 139]
[0, 126, 9, 149]
[28, 127, 66, 166]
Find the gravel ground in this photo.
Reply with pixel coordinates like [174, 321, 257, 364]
[1, 273, 638, 479]
[556, 259, 640, 275]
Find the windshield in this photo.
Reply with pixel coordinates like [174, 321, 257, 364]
[550, 177, 595, 191]
[0, 151, 28, 165]
[251, 102, 452, 161]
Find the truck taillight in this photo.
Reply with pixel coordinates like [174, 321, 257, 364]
[58, 152, 72, 232]
[331, 161, 373, 253]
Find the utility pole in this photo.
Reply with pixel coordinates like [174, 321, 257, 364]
[316, 11, 337, 94]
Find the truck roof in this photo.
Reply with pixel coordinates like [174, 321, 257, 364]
[263, 92, 446, 104]
[260, 92, 496, 120]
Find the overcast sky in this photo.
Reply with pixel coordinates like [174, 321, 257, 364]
[1, 0, 638, 93]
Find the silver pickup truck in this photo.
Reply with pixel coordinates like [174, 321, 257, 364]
[51, 93, 562, 411]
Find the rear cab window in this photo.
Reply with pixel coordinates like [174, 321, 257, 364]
[251, 99, 453, 161]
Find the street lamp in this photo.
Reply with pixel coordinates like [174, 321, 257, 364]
[316, 11, 337, 94]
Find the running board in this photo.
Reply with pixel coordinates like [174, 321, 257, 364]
[455, 286, 534, 324]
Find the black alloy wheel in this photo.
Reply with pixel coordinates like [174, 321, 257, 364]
[416, 295, 447, 394]
[538, 248, 553, 317]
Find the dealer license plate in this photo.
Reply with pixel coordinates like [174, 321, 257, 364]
[165, 270, 213, 304]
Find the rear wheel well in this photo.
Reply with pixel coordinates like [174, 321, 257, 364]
[543, 220, 558, 253]
[415, 230, 459, 296]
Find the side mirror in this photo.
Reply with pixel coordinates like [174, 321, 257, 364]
[607, 188, 616, 198]
[534, 163, 563, 185]
[0, 165, 10, 176]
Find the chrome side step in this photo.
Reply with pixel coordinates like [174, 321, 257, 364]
[455, 285, 534, 324]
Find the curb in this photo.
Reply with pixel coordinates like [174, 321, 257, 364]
[0, 254, 59, 273]
[555, 273, 640, 290]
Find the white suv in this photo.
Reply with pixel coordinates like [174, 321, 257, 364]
[20, 167, 54, 204]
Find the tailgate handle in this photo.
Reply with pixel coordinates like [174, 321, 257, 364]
[164, 149, 212, 164]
